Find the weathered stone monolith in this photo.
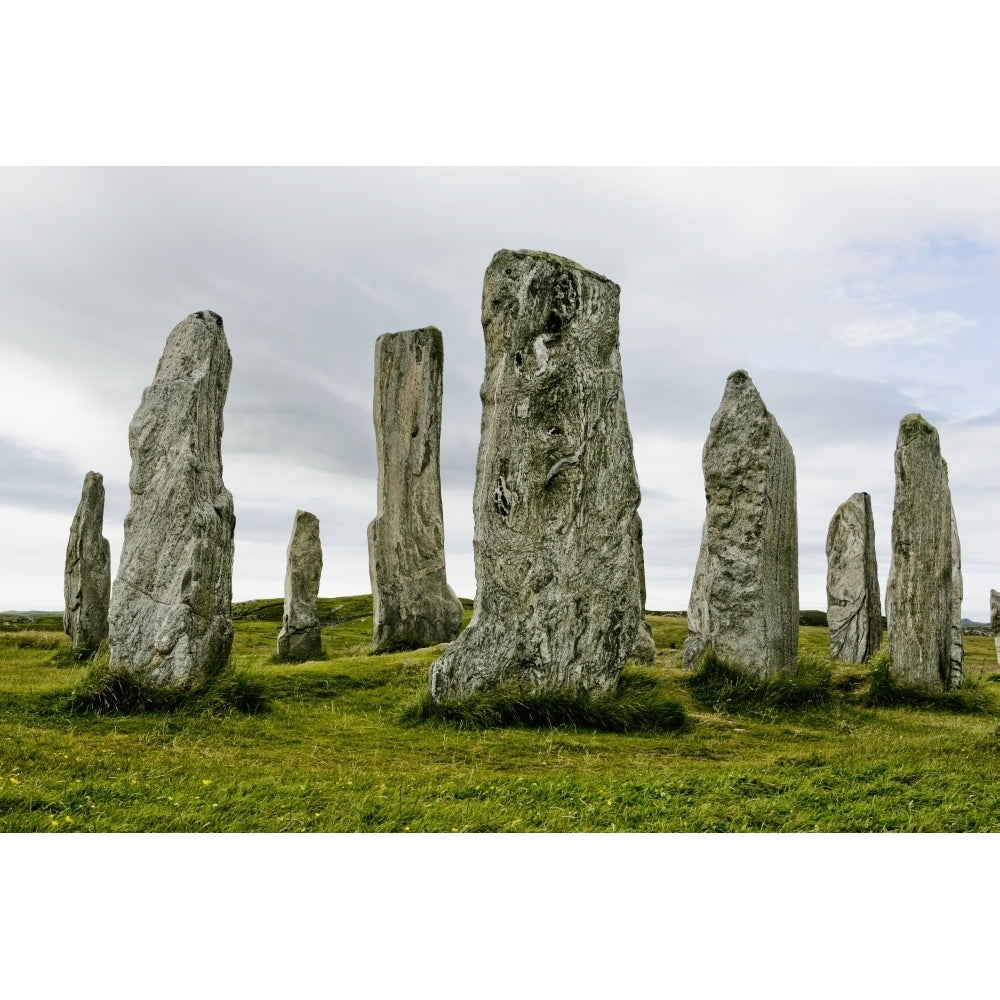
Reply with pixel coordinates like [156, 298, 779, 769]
[825, 492, 882, 663]
[429, 249, 641, 700]
[277, 510, 323, 661]
[682, 370, 798, 675]
[367, 326, 463, 653]
[949, 505, 964, 688]
[991, 589, 1000, 665]
[886, 413, 960, 691]
[63, 470, 111, 657]
[628, 512, 656, 663]
[108, 310, 235, 688]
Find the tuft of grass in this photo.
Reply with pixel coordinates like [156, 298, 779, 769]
[865, 649, 997, 714]
[400, 669, 688, 734]
[65, 662, 269, 716]
[685, 650, 833, 715]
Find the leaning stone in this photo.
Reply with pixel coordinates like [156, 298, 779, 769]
[991, 589, 1000, 665]
[825, 492, 882, 663]
[277, 510, 323, 661]
[63, 470, 111, 657]
[886, 413, 959, 691]
[108, 310, 235, 688]
[367, 326, 463, 653]
[682, 370, 799, 675]
[429, 249, 642, 700]
[628, 512, 656, 663]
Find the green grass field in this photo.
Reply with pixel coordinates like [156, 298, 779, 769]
[3, 598, 1000, 832]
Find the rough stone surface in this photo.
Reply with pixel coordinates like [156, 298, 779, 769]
[108, 310, 235, 688]
[991, 589, 1000, 665]
[63, 471, 111, 656]
[429, 249, 641, 700]
[825, 492, 882, 663]
[277, 510, 323, 661]
[886, 413, 960, 691]
[628, 512, 656, 663]
[683, 370, 799, 676]
[367, 326, 463, 653]
[949, 505, 964, 688]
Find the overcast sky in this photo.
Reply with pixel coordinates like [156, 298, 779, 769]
[2, 167, 998, 617]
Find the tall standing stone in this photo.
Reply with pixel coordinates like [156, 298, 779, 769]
[108, 310, 235, 688]
[367, 326, 463, 653]
[277, 510, 323, 661]
[825, 492, 882, 663]
[63, 470, 111, 657]
[949, 505, 964, 688]
[886, 413, 960, 691]
[683, 370, 799, 676]
[429, 249, 641, 700]
[628, 512, 656, 663]
[991, 589, 1000, 665]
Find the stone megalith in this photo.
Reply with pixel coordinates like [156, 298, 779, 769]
[682, 370, 799, 676]
[825, 492, 882, 663]
[63, 470, 111, 657]
[429, 249, 642, 701]
[949, 505, 964, 688]
[991, 590, 1000, 665]
[107, 310, 235, 688]
[367, 326, 463, 653]
[277, 510, 323, 661]
[628, 512, 656, 663]
[886, 413, 960, 691]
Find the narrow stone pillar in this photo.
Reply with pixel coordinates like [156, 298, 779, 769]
[367, 326, 463, 652]
[683, 370, 799, 676]
[429, 249, 642, 700]
[628, 512, 656, 663]
[63, 470, 111, 657]
[277, 510, 323, 661]
[108, 310, 235, 688]
[949, 506, 964, 688]
[991, 590, 1000, 665]
[886, 413, 960, 691]
[825, 492, 882, 663]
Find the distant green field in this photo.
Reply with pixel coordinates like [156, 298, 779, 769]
[2, 600, 999, 832]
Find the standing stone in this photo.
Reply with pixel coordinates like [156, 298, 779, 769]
[277, 510, 323, 661]
[367, 326, 463, 652]
[108, 310, 235, 688]
[682, 370, 798, 676]
[628, 512, 656, 663]
[991, 590, 1000, 665]
[949, 505, 964, 688]
[63, 471, 111, 657]
[825, 492, 882, 663]
[429, 249, 641, 700]
[886, 413, 960, 692]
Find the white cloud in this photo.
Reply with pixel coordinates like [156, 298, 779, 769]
[832, 309, 976, 348]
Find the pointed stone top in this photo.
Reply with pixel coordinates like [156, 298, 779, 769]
[898, 412, 939, 445]
[154, 311, 230, 382]
[718, 369, 770, 416]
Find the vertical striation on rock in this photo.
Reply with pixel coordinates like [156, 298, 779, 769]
[367, 326, 463, 652]
[991, 590, 1000, 666]
[949, 505, 964, 688]
[277, 510, 323, 661]
[63, 470, 111, 657]
[429, 249, 641, 700]
[886, 413, 960, 691]
[628, 512, 656, 663]
[108, 310, 235, 688]
[825, 492, 882, 663]
[682, 370, 799, 676]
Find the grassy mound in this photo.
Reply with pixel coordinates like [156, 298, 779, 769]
[685, 651, 833, 714]
[401, 669, 688, 734]
[66, 662, 269, 716]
